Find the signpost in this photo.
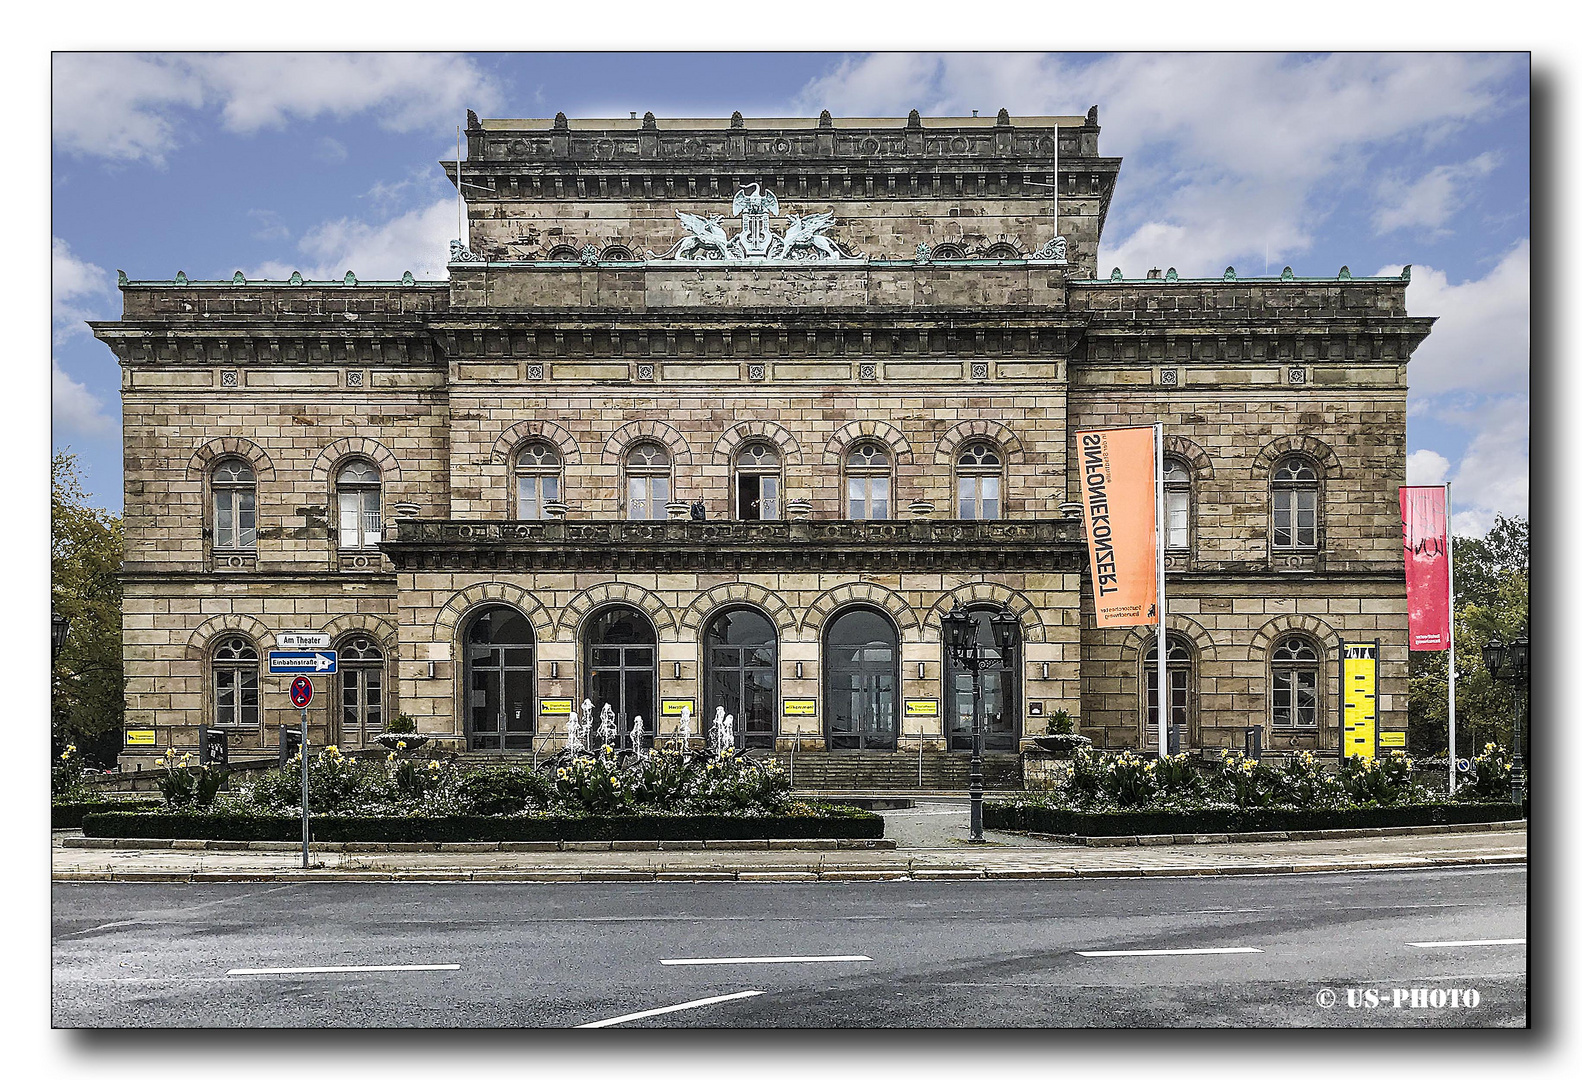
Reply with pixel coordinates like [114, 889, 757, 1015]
[269, 651, 338, 674]
[284, 674, 319, 869]
[277, 631, 332, 651]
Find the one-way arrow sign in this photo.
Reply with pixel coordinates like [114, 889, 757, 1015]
[268, 650, 338, 674]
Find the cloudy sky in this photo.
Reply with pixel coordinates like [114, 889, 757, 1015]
[51, 52, 1529, 534]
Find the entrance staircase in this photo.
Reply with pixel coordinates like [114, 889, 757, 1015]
[766, 749, 1024, 793]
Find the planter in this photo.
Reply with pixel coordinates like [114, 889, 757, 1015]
[1029, 734, 1091, 758]
[665, 501, 692, 520]
[376, 734, 431, 752]
[785, 499, 812, 520]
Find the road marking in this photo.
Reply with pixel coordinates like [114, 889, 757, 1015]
[659, 955, 873, 966]
[1406, 938, 1525, 949]
[577, 990, 765, 1028]
[229, 974, 461, 980]
[1076, 947, 1263, 958]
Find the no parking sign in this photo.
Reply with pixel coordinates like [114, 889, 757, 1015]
[289, 676, 313, 709]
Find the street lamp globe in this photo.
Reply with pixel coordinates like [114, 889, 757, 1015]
[941, 605, 972, 665]
[1508, 636, 1529, 679]
[1481, 637, 1506, 680]
[989, 609, 1020, 657]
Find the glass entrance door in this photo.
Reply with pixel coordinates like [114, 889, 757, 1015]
[824, 608, 899, 751]
[946, 607, 1020, 752]
[337, 635, 385, 750]
[465, 606, 535, 751]
[583, 606, 656, 751]
[704, 608, 778, 750]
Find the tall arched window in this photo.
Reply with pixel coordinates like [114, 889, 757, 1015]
[824, 607, 899, 750]
[514, 441, 562, 520]
[845, 441, 891, 520]
[1164, 457, 1191, 551]
[212, 636, 260, 729]
[212, 458, 257, 551]
[945, 605, 1020, 751]
[335, 459, 382, 550]
[704, 607, 778, 749]
[625, 441, 671, 520]
[1271, 637, 1321, 728]
[338, 635, 385, 748]
[1144, 635, 1193, 746]
[734, 442, 781, 520]
[1271, 456, 1319, 550]
[584, 605, 656, 750]
[465, 606, 536, 751]
[955, 441, 1003, 520]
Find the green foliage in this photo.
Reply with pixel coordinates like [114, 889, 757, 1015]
[51, 451, 125, 767]
[450, 764, 549, 816]
[1409, 515, 1528, 758]
[984, 800, 1525, 838]
[623, 746, 698, 807]
[154, 748, 225, 809]
[52, 743, 96, 802]
[1337, 750, 1418, 805]
[1044, 709, 1075, 736]
[385, 714, 418, 735]
[554, 752, 633, 814]
[1463, 742, 1512, 802]
[306, 745, 362, 811]
[691, 750, 791, 813]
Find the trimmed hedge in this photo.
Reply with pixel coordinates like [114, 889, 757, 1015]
[53, 801, 145, 830]
[984, 800, 1525, 837]
[79, 804, 883, 843]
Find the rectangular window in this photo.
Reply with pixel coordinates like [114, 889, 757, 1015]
[1272, 669, 1319, 726]
[1273, 490, 1317, 549]
[849, 476, 889, 520]
[215, 667, 259, 727]
[338, 490, 381, 549]
[737, 474, 779, 520]
[518, 475, 558, 520]
[1146, 667, 1189, 730]
[214, 489, 257, 550]
[628, 476, 668, 520]
[1166, 489, 1189, 549]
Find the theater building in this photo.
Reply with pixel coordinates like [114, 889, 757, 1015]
[97, 107, 1430, 780]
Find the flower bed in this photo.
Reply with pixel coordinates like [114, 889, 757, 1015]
[988, 745, 1524, 837]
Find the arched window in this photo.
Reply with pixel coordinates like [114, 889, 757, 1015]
[211, 458, 256, 551]
[335, 459, 382, 550]
[601, 245, 637, 261]
[584, 605, 656, 750]
[625, 441, 671, 520]
[465, 606, 536, 751]
[1164, 457, 1191, 551]
[338, 635, 385, 748]
[1271, 637, 1321, 727]
[514, 441, 562, 520]
[981, 242, 1021, 260]
[1144, 635, 1193, 745]
[955, 441, 1003, 520]
[704, 607, 778, 749]
[945, 605, 1020, 751]
[734, 442, 781, 520]
[824, 607, 899, 750]
[544, 244, 580, 262]
[932, 243, 966, 260]
[1271, 456, 1319, 550]
[212, 636, 259, 729]
[844, 441, 892, 520]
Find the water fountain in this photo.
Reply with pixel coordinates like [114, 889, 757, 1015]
[598, 703, 617, 751]
[630, 714, 645, 756]
[676, 704, 692, 752]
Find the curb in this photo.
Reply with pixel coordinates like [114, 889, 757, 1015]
[50, 853, 1525, 884]
[60, 837, 896, 853]
[1017, 819, 1527, 848]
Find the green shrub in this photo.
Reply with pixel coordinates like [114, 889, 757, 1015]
[690, 751, 791, 814]
[386, 714, 418, 736]
[984, 800, 1525, 837]
[451, 764, 550, 816]
[1462, 742, 1512, 802]
[554, 752, 632, 814]
[153, 749, 226, 809]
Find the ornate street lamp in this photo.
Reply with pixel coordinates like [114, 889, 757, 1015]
[942, 604, 1017, 843]
[1481, 634, 1529, 807]
[51, 613, 70, 661]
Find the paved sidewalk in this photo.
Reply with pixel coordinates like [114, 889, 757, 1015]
[52, 800, 1526, 883]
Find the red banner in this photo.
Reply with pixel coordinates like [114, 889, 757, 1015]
[1400, 486, 1451, 651]
[1077, 426, 1159, 628]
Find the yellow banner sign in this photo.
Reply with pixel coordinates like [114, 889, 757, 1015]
[125, 729, 156, 746]
[904, 699, 939, 717]
[1076, 426, 1159, 628]
[538, 699, 573, 716]
[782, 699, 817, 716]
[1342, 641, 1379, 760]
[661, 698, 695, 716]
[1379, 731, 1406, 748]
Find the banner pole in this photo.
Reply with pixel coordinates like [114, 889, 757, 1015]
[1155, 422, 1167, 760]
[1446, 482, 1457, 794]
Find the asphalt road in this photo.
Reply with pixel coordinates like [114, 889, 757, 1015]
[52, 865, 1527, 1028]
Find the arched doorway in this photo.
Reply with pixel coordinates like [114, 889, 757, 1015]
[945, 606, 1020, 752]
[337, 634, 386, 750]
[703, 607, 778, 750]
[824, 607, 899, 750]
[464, 605, 535, 751]
[583, 605, 656, 750]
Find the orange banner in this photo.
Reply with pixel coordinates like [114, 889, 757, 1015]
[1076, 426, 1159, 628]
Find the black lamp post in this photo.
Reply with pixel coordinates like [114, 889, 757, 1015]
[942, 605, 1019, 843]
[1481, 634, 1529, 807]
[51, 613, 70, 661]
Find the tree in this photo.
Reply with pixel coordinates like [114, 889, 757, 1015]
[1408, 515, 1528, 760]
[52, 450, 124, 767]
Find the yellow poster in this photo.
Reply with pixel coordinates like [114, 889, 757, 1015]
[1076, 426, 1159, 628]
[125, 729, 156, 746]
[904, 699, 939, 717]
[1342, 641, 1378, 760]
[538, 698, 573, 716]
[661, 698, 695, 716]
[1379, 731, 1406, 748]
[782, 699, 817, 716]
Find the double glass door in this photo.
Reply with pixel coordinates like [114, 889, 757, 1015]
[466, 607, 535, 751]
[946, 608, 1020, 752]
[824, 608, 899, 751]
[584, 606, 656, 751]
[704, 608, 777, 750]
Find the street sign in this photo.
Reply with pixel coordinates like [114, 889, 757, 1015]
[277, 631, 331, 650]
[290, 676, 313, 709]
[269, 650, 338, 674]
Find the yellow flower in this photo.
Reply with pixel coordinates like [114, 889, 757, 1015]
[397, 740, 408, 750]
[66, 744, 76, 755]
[428, 760, 441, 771]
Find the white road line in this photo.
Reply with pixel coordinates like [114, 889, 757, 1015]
[1077, 947, 1263, 958]
[659, 955, 873, 966]
[577, 990, 765, 1028]
[229, 974, 461, 980]
[1406, 938, 1526, 949]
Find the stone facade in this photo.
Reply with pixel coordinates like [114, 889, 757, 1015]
[95, 110, 1431, 773]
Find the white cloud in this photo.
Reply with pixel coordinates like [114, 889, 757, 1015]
[249, 198, 456, 281]
[313, 136, 349, 165]
[794, 52, 1522, 275]
[52, 53, 503, 165]
[52, 237, 112, 342]
[52, 359, 110, 436]
[1447, 396, 1528, 536]
[1384, 240, 1529, 397]
[1406, 449, 1451, 487]
[1373, 152, 1499, 235]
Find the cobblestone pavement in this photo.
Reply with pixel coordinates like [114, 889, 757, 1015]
[51, 801, 1526, 882]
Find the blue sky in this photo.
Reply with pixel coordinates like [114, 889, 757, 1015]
[51, 52, 1530, 534]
